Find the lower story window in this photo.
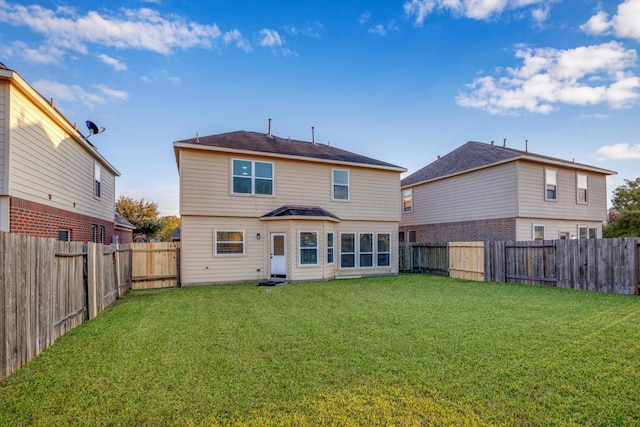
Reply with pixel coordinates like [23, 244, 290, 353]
[215, 230, 244, 255]
[327, 232, 334, 264]
[377, 233, 391, 267]
[340, 233, 356, 268]
[578, 226, 598, 239]
[359, 233, 374, 268]
[533, 224, 545, 241]
[58, 229, 70, 241]
[299, 231, 318, 265]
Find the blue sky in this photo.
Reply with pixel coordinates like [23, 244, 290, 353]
[1, 0, 639, 216]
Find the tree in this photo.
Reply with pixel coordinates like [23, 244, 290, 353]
[116, 196, 162, 239]
[603, 178, 640, 237]
[156, 215, 180, 242]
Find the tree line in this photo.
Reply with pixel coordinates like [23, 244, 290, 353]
[603, 177, 640, 237]
[116, 196, 179, 242]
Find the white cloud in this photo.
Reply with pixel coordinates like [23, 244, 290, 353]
[581, 0, 640, 41]
[223, 29, 252, 53]
[457, 41, 640, 114]
[0, 2, 223, 55]
[97, 53, 127, 71]
[33, 79, 129, 109]
[7, 40, 65, 64]
[359, 11, 371, 25]
[597, 143, 640, 160]
[403, 0, 554, 24]
[368, 24, 387, 36]
[258, 29, 283, 47]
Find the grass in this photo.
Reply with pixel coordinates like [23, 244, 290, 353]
[1, 274, 640, 426]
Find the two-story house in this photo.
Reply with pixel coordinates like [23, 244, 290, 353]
[0, 63, 120, 242]
[400, 141, 616, 242]
[173, 129, 406, 285]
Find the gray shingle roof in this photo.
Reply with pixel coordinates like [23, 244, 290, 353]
[262, 205, 340, 221]
[174, 130, 404, 170]
[402, 141, 616, 187]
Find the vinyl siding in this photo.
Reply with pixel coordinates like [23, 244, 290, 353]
[179, 148, 401, 222]
[516, 161, 608, 222]
[8, 85, 115, 222]
[401, 162, 518, 226]
[0, 82, 7, 194]
[515, 218, 603, 241]
[180, 216, 398, 285]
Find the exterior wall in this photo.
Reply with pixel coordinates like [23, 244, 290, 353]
[516, 161, 608, 222]
[515, 218, 603, 241]
[401, 162, 518, 227]
[181, 215, 399, 285]
[0, 82, 6, 195]
[179, 149, 401, 222]
[114, 227, 133, 244]
[7, 84, 116, 225]
[400, 217, 516, 243]
[10, 196, 114, 242]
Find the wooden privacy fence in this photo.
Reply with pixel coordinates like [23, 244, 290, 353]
[400, 238, 640, 295]
[131, 242, 180, 289]
[1, 232, 132, 381]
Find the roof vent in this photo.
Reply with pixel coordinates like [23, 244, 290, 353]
[503, 138, 507, 147]
[311, 126, 315, 144]
[525, 139, 528, 152]
[267, 118, 272, 137]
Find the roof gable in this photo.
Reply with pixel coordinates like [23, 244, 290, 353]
[402, 141, 616, 187]
[174, 130, 404, 170]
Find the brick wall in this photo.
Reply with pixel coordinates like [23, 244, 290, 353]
[9, 197, 114, 242]
[400, 217, 516, 242]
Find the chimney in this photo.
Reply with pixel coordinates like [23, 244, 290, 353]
[267, 118, 272, 137]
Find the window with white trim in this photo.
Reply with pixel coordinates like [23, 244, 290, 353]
[545, 168, 557, 201]
[94, 162, 101, 199]
[215, 230, 245, 255]
[91, 224, 98, 242]
[232, 159, 273, 195]
[377, 233, 391, 267]
[408, 230, 417, 243]
[58, 229, 70, 241]
[359, 233, 374, 268]
[577, 174, 588, 204]
[403, 189, 413, 213]
[327, 232, 334, 264]
[333, 169, 349, 200]
[533, 224, 545, 241]
[578, 226, 598, 239]
[340, 233, 355, 268]
[299, 231, 318, 265]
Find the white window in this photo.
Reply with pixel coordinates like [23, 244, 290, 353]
[94, 162, 101, 199]
[533, 224, 545, 241]
[232, 159, 273, 195]
[340, 233, 356, 268]
[578, 226, 598, 239]
[545, 168, 557, 201]
[299, 231, 318, 265]
[577, 174, 588, 204]
[359, 233, 374, 268]
[58, 229, 70, 241]
[327, 232, 334, 265]
[403, 189, 413, 213]
[215, 230, 245, 255]
[91, 224, 98, 242]
[99, 225, 105, 243]
[377, 233, 391, 267]
[333, 169, 349, 200]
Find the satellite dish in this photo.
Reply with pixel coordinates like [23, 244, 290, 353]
[85, 120, 106, 139]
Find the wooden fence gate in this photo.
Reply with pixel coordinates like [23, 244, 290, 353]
[131, 242, 180, 289]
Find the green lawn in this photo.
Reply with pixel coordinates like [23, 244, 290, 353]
[1, 274, 640, 426]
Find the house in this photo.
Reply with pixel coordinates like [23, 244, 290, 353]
[0, 62, 120, 242]
[114, 212, 135, 244]
[173, 129, 406, 285]
[400, 141, 616, 242]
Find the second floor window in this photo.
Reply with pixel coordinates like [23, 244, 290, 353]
[403, 189, 413, 213]
[94, 162, 101, 199]
[232, 159, 273, 195]
[545, 169, 557, 201]
[333, 169, 349, 200]
[577, 174, 588, 203]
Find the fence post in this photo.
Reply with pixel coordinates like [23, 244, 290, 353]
[86, 242, 98, 320]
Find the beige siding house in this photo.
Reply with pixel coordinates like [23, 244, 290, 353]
[174, 130, 406, 285]
[400, 141, 616, 242]
[0, 63, 120, 242]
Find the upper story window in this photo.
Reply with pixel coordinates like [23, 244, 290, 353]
[545, 168, 557, 201]
[94, 162, 101, 199]
[577, 174, 588, 204]
[402, 189, 413, 213]
[332, 169, 349, 200]
[232, 159, 273, 196]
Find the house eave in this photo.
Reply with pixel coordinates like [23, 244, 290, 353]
[260, 215, 341, 223]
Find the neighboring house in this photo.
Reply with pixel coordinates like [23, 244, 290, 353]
[173, 129, 406, 285]
[114, 212, 135, 244]
[0, 63, 120, 242]
[400, 141, 616, 242]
